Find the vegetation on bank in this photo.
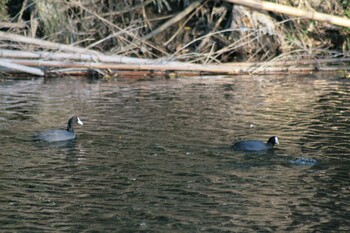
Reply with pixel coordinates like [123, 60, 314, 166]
[0, 0, 349, 77]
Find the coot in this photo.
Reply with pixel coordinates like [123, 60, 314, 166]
[232, 136, 278, 151]
[34, 116, 83, 142]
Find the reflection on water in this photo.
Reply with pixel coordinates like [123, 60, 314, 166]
[0, 74, 350, 232]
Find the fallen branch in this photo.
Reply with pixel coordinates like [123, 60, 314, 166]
[225, 0, 350, 28]
[0, 58, 243, 74]
[0, 48, 167, 65]
[1, 58, 348, 76]
[0, 60, 44, 76]
[0, 31, 188, 65]
[1, 49, 349, 68]
[223, 58, 350, 67]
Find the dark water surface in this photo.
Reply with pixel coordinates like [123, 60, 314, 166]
[0, 75, 349, 232]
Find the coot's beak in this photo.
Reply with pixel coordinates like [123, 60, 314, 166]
[275, 137, 279, 144]
[77, 117, 83, 125]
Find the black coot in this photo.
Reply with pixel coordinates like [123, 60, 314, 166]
[232, 136, 279, 151]
[34, 116, 83, 142]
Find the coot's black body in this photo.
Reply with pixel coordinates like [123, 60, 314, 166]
[232, 136, 279, 151]
[34, 116, 83, 142]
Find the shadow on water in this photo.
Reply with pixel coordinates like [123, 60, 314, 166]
[0, 75, 350, 232]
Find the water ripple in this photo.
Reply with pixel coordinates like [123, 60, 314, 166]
[0, 75, 350, 232]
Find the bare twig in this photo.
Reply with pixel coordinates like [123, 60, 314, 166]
[225, 0, 350, 28]
[142, 0, 204, 40]
[0, 22, 27, 29]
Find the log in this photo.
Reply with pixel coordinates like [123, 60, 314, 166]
[0, 60, 44, 76]
[0, 48, 176, 65]
[225, 0, 350, 28]
[0, 58, 243, 74]
[2, 58, 347, 75]
[1, 49, 349, 69]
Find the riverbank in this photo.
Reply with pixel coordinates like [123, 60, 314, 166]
[0, 0, 349, 77]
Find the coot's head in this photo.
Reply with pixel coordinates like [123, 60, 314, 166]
[267, 136, 279, 145]
[67, 116, 83, 132]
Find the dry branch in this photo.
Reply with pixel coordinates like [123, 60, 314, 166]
[0, 60, 44, 76]
[223, 58, 350, 67]
[0, 31, 94, 54]
[2, 49, 349, 68]
[225, 0, 350, 28]
[1, 58, 243, 74]
[2, 57, 348, 76]
[0, 22, 27, 29]
[0, 31, 167, 65]
[142, 0, 204, 40]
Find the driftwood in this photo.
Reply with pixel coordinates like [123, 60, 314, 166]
[0, 58, 245, 74]
[225, 0, 350, 28]
[2, 49, 350, 68]
[0, 60, 44, 76]
[1, 56, 348, 76]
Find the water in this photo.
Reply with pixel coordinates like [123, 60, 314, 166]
[0, 74, 349, 232]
